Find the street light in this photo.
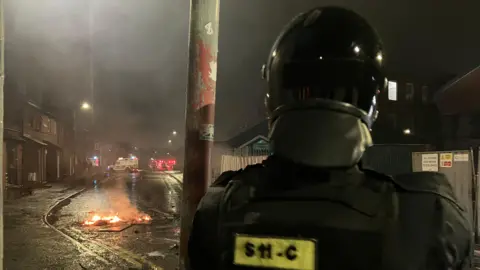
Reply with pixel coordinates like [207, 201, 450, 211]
[172, 130, 177, 136]
[81, 102, 91, 110]
[168, 140, 172, 144]
[74, 101, 94, 162]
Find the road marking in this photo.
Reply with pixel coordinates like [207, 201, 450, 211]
[162, 238, 180, 243]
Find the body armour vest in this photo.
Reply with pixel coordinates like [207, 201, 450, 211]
[215, 164, 399, 270]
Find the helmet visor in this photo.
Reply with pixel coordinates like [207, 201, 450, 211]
[270, 58, 384, 114]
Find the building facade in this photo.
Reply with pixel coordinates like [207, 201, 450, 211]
[435, 65, 480, 150]
[373, 76, 442, 146]
[4, 87, 25, 186]
[3, 84, 71, 187]
[43, 105, 77, 178]
[23, 102, 63, 183]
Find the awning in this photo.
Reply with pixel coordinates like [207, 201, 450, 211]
[23, 135, 47, 146]
[44, 140, 61, 149]
[4, 129, 25, 142]
[435, 65, 480, 115]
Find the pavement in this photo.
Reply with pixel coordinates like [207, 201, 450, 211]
[4, 183, 89, 270]
[164, 171, 183, 183]
[475, 247, 480, 269]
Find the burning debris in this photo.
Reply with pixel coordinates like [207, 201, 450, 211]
[83, 212, 151, 226]
[82, 176, 153, 227]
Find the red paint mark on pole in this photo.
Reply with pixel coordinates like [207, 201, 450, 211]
[198, 39, 214, 92]
[194, 39, 216, 109]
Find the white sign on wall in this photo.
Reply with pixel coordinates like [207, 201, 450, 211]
[454, 153, 469, 162]
[388, 81, 397, 101]
[421, 153, 438, 172]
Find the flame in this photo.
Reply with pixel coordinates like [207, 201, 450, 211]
[83, 214, 123, 225]
[83, 213, 152, 226]
[82, 178, 152, 227]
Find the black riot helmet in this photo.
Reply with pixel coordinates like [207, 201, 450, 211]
[262, 6, 386, 129]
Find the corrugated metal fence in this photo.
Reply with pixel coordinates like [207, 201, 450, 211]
[215, 144, 433, 177]
[362, 144, 433, 175]
[233, 148, 270, 157]
[412, 150, 477, 239]
[219, 155, 268, 174]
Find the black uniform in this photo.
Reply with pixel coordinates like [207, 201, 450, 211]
[189, 157, 472, 269]
[188, 6, 473, 270]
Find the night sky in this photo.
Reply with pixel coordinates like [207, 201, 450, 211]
[4, 0, 480, 148]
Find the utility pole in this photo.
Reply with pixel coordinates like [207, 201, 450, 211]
[179, 0, 220, 269]
[72, 109, 77, 174]
[0, 0, 5, 268]
[87, 0, 95, 127]
[87, 0, 96, 161]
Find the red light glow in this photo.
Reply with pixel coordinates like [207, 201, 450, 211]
[149, 158, 176, 171]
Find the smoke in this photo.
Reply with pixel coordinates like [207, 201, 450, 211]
[98, 178, 145, 220]
[5, 0, 190, 147]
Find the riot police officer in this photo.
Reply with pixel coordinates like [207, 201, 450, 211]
[188, 6, 473, 270]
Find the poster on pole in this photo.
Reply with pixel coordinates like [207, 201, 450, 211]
[421, 153, 438, 172]
[439, 153, 453, 168]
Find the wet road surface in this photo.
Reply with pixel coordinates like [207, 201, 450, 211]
[4, 171, 183, 270]
[4, 184, 90, 270]
[52, 171, 183, 269]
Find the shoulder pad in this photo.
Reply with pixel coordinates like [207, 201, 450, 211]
[211, 163, 265, 188]
[361, 168, 394, 181]
[211, 170, 241, 187]
[239, 163, 265, 182]
[243, 163, 264, 172]
[392, 172, 462, 209]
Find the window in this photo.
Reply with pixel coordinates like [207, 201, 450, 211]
[405, 83, 414, 100]
[388, 81, 397, 101]
[421, 85, 429, 103]
[31, 115, 42, 131]
[40, 115, 50, 133]
[469, 114, 480, 138]
[36, 115, 57, 135]
[50, 119, 57, 135]
[387, 113, 397, 129]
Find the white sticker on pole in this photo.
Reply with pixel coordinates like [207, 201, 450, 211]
[439, 153, 453, 168]
[421, 153, 438, 172]
[205, 22, 214, 35]
[454, 153, 469, 162]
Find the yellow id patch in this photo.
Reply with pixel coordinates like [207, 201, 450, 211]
[233, 234, 316, 270]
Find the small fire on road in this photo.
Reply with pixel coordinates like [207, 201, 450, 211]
[83, 212, 151, 226]
[82, 177, 153, 227]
